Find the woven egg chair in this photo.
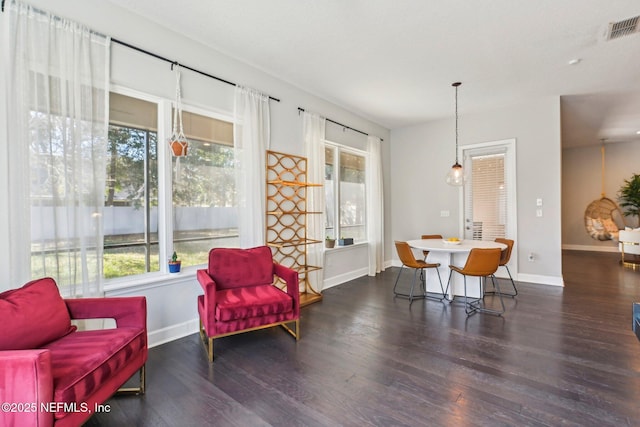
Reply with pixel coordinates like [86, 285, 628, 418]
[584, 197, 625, 241]
[583, 143, 625, 241]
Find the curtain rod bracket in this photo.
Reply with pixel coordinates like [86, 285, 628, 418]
[298, 106, 383, 141]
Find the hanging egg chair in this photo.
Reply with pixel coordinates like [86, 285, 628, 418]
[583, 143, 625, 241]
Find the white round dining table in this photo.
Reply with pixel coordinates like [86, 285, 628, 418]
[406, 238, 507, 299]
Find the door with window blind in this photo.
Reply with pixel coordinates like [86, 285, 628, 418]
[461, 139, 517, 275]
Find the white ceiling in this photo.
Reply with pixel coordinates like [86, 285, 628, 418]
[105, 0, 640, 147]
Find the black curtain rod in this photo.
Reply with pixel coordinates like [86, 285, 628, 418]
[298, 108, 383, 141]
[112, 38, 280, 102]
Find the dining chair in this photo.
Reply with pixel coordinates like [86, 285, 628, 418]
[447, 247, 504, 316]
[421, 234, 443, 260]
[485, 238, 517, 297]
[394, 241, 446, 304]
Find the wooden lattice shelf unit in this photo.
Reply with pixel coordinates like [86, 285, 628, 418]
[266, 150, 323, 306]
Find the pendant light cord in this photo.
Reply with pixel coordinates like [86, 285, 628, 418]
[455, 84, 459, 163]
[452, 82, 461, 165]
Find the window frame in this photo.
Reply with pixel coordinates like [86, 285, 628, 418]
[324, 140, 368, 246]
[105, 85, 235, 288]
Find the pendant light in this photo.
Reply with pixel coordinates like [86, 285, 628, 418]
[446, 82, 464, 186]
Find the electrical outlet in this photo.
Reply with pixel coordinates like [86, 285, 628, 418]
[528, 253, 535, 262]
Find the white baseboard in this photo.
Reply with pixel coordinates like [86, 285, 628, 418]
[562, 244, 618, 253]
[390, 260, 563, 287]
[517, 273, 564, 287]
[148, 318, 199, 348]
[323, 267, 369, 290]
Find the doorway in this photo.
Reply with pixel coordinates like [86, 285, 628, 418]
[461, 138, 518, 277]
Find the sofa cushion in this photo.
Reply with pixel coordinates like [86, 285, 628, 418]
[208, 246, 274, 289]
[0, 277, 75, 350]
[215, 284, 293, 322]
[44, 327, 145, 419]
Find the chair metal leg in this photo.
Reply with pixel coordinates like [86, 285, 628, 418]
[485, 265, 518, 297]
[463, 276, 481, 315]
[393, 265, 405, 295]
[422, 267, 446, 302]
[468, 275, 505, 316]
[502, 265, 517, 296]
[409, 268, 418, 304]
[444, 270, 454, 302]
[393, 265, 427, 304]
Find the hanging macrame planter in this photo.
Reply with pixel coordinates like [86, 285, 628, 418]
[584, 143, 625, 241]
[169, 65, 188, 158]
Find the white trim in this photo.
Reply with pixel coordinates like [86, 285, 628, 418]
[104, 267, 202, 294]
[148, 318, 200, 349]
[517, 273, 564, 287]
[323, 140, 368, 243]
[324, 139, 367, 156]
[158, 98, 172, 271]
[324, 241, 368, 252]
[459, 138, 518, 277]
[109, 84, 164, 104]
[323, 267, 369, 290]
[390, 260, 564, 287]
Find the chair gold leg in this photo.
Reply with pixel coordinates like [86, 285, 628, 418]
[281, 319, 300, 340]
[198, 317, 215, 363]
[200, 318, 299, 363]
[116, 365, 146, 395]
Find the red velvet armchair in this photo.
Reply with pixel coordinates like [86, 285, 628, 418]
[196, 246, 300, 362]
[0, 277, 147, 427]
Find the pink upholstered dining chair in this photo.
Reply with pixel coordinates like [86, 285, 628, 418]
[196, 246, 300, 362]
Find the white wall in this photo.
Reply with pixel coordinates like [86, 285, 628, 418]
[0, 0, 392, 347]
[391, 97, 563, 285]
[562, 140, 640, 251]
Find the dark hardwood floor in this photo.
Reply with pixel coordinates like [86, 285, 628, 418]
[86, 250, 640, 426]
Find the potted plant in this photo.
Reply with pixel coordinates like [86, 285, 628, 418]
[168, 251, 182, 273]
[325, 236, 336, 248]
[619, 173, 640, 227]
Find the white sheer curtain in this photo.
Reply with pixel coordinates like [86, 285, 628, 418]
[234, 86, 271, 248]
[303, 112, 326, 291]
[367, 135, 385, 275]
[7, 0, 110, 296]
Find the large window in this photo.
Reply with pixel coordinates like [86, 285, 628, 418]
[105, 92, 159, 278]
[325, 144, 367, 242]
[171, 109, 238, 267]
[104, 91, 237, 280]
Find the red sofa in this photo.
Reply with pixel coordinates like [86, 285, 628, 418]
[0, 277, 147, 427]
[197, 246, 300, 362]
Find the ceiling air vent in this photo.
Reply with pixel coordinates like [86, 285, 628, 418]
[606, 15, 640, 40]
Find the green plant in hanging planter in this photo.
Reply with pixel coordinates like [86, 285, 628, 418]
[618, 173, 640, 225]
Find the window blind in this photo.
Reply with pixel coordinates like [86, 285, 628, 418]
[464, 153, 507, 241]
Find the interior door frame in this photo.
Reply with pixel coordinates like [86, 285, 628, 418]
[458, 138, 518, 278]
